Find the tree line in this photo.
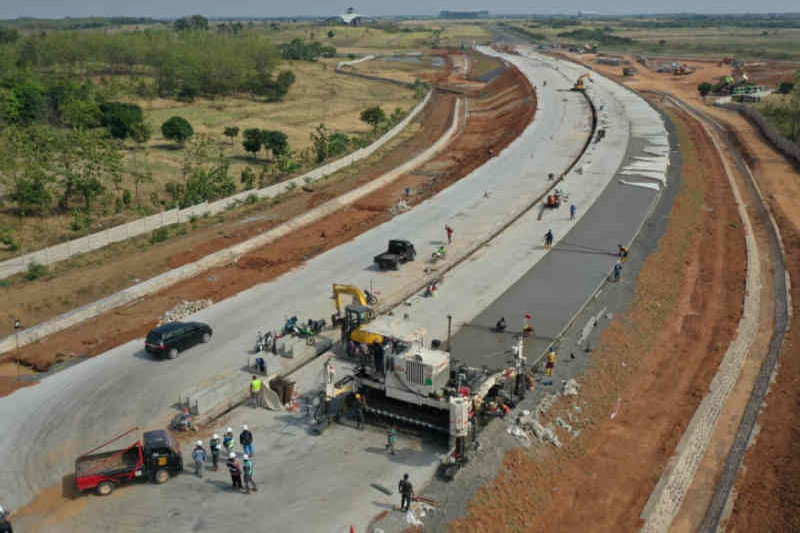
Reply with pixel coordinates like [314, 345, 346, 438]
[0, 29, 294, 101]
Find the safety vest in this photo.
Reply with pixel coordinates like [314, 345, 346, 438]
[251, 378, 262, 392]
[548, 351, 556, 364]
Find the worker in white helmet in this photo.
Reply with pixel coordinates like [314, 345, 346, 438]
[222, 427, 234, 454]
[191, 440, 207, 478]
[240, 424, 254, 457]
[209, 433, 221, 470]
[242, 454, 257, 494]
[226, 452, 242, 490]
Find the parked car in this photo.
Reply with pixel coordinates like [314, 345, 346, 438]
[0, 501, 11, 533]
[374, 239, 416, 270]
[145, 321, 212, 359]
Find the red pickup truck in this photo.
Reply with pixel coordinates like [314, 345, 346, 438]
[75, 428, 183, 496]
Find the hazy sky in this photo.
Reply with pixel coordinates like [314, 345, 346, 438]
[1, 0, 798, 20]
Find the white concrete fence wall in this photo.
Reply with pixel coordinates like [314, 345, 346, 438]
[0, 90, 433, 280]
[0, 95, 458, 357]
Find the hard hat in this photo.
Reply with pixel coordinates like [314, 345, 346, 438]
[213, 433, 219, 439]
[243, 454, 249, 460]
[243, 424, 248, 430]
[355, 393, 361, 399]
[196, 440, 202, 446]
[226, 427, 232, 433]
[229, 452, 236, 459]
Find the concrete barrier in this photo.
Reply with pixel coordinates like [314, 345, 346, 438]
[0, 89, 433, 280]
[0, 93, 454, 357]
[186, 336, 333, 422]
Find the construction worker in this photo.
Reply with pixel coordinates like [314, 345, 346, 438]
[192, 441, 207, 477]
[614, 260, 623, 282]
[209, 434, 221, 471]
[544, 229, 554, 249]
[354, 393, 366, 430]
[618, 244, 629, 262]
[495, 317, 507, 332]
[226, 452, 243, 491]
[445, 224, 453, 244]
[545, 348, 557, 376]
[570, 203, 577, 220]
[242, 455, 258, 494]
[223, 427, 234, 455]
[398, 473, 414, 511]
[386, 427, 397, 456]
[250, 375, 263, 408]
[240, 425, 254, 457]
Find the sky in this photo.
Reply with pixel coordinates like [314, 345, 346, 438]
[1, 0, 799, 20]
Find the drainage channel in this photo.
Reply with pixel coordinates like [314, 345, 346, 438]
[645, 91, 790, 533]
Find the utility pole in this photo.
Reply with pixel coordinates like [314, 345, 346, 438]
[13, 318, 22, 381]
[446, 314, 452, 351]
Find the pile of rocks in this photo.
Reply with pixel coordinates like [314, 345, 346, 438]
[508, 378, 585, 448]
[157, 299, 213, 326]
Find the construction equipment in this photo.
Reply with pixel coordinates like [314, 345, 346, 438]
[572, 73, 592, 91]
[342, 303, 384, 347]
[622, 67, 637, 77]
[331, 283, 377, 327]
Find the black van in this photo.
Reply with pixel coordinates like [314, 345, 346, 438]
[145, 321, 212, 359]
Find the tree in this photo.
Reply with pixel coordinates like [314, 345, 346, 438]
[310, 123, 331, 163]
[777, 81, 795, 95]
[242, 128, 263, 158]
[698, 82, 713, 98]
[224, 126, 240, 144]
[240, 167, 255, 189]
[174, 15, 209, 31]
[658, 39, 666, 46]
[328, 132, 350, 157]
[328, 30, 335, 39]
[161, 116, 194, 145]
[100, 102, 146, 140]
[360, 106, 386, 130]
[0, 27, 20, 44]
[261, 130, 289, 157]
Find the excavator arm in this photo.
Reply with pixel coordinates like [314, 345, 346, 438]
[332, 284, 377, 327]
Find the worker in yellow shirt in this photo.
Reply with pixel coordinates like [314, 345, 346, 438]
[250, 375, 263, 408]
[545, 349, 557, 376]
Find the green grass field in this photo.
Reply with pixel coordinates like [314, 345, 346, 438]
[504, 19, 800, 61]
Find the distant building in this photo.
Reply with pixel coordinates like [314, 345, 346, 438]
[327, 7, 367, 26]
[439, 10, 489, 19]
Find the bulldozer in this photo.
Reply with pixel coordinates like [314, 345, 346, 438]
[572, 72, 592, 91]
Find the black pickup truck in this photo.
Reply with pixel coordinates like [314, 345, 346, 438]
[374, 240, 416, 270]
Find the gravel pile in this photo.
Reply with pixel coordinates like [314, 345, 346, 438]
[157, 299, 213, 326]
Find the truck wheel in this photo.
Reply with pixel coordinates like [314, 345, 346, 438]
[154, 469, 169, 484]
[201, 333, 211, 343]
[167, 348, 178, 359]
[96, 481, 115, 496]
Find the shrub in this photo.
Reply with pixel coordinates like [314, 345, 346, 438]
[150, 227, 169, 244]
[25, 261, 48, 280]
